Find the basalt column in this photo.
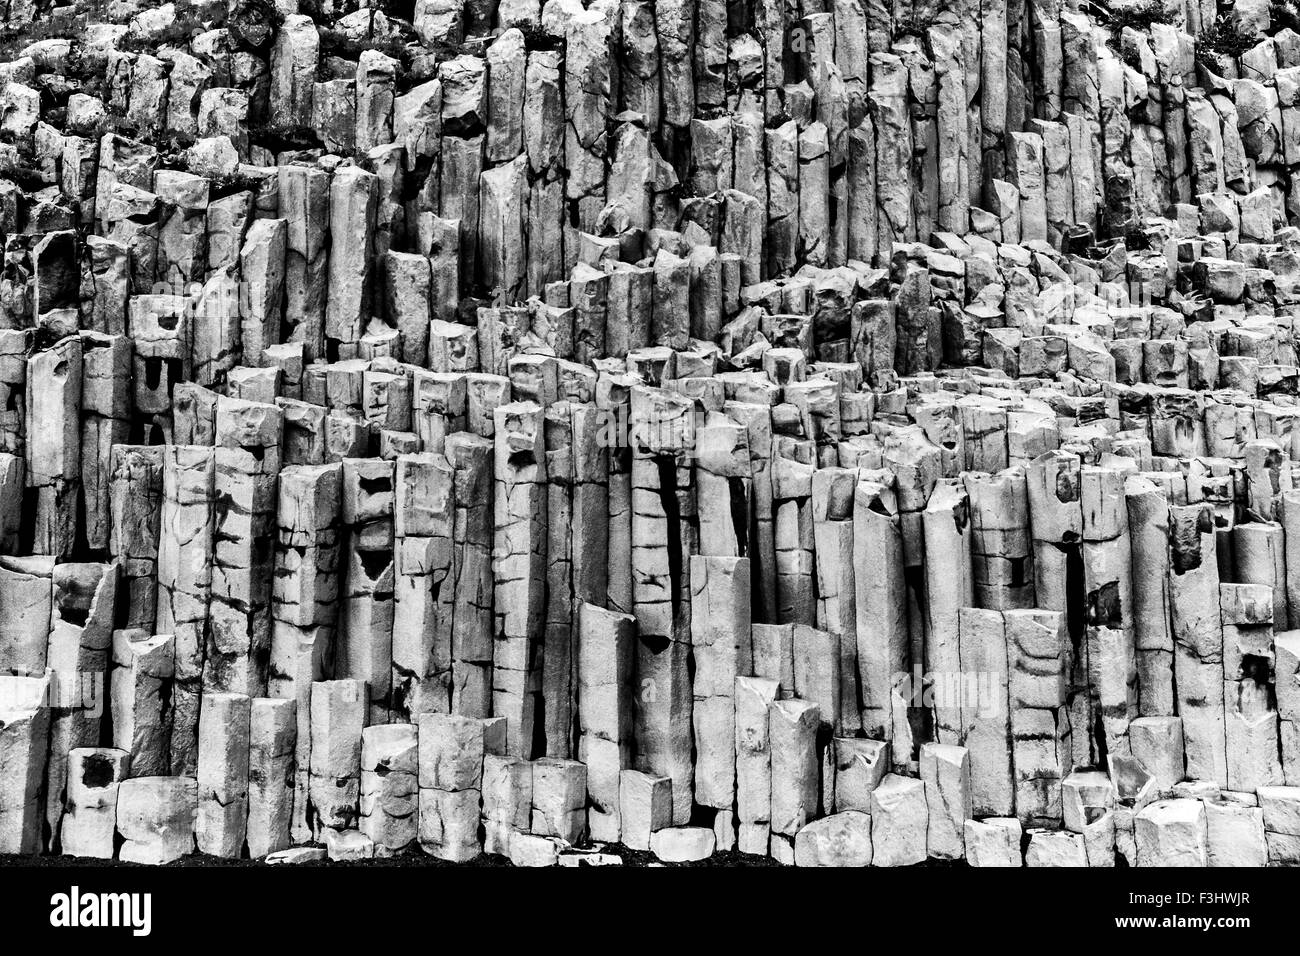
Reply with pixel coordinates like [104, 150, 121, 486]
[207, 397, 283, 697]
[630, 385, 696, 824]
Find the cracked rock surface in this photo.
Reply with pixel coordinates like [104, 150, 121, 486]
[2, 0, 1300, 868]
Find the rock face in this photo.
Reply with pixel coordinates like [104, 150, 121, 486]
[964, 817, 1023, 867]
[1135, 799, 1210, 867]
[60, 748, 131, 859]
[871, 774, 928, 867]
[0, 0, 1299, 871]
[116, 776, 197, 864]
[794, 811, 873, 867]
[195, 692, 251, 857]
[417, 714, 501, 861]
[360, 723, 418, 853]
[650, 825, 716, 863]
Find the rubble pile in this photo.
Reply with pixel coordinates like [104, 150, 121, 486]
[3, 0, 1300, 866]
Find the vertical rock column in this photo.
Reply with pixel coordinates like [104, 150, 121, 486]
[27, 336, 82, 556]
[493, 402, 547, 756]
[195, 691, 251, 858]
[768, 697, 821, 863]
[854, 476, 910, 741]
[1081, 466, 1136, 763]
[386, 254, 432, 368]
[308, 679, 367, 839]
[356, 50, 397, 156]
[922, 742, 972, 861]
[543, 402, 608, 757]
[967, 467, 1035, 611]
[338, 458, 396, 725]
[129, 295, 189, 441]
[692, 412, 750, 560]
[726, 395, 777, 623]
[766, 120, 798, 277]
[542, 403, 577, 758]
[1168, 503, 1227, 787]
[1030, 0, 1062, 120]
[1277, 631, 1300, 784]
[82, 240, 129, 336]
[562, 12, 612, 267]
[884, 428, 941, 669]
[393, 452, 456, 720]
[981, 0, 1008, 187]
[116, 776, 196, 865]
[240, 218, 287, 370]
[108, 445, 164, 630]
[44, 562, 117, 846]
[1152, 24, 1191, 207]
[1125, 475, 1174, 716]
[530, 756, 588, 845]
[1024, 450, 1085, 763]
[812, 467, 858, 737]
[1025, 446, 1084, 611]
[772, 439, 816, 626]
[439, 55, 485, 287]
[1220, 584, 1284, 792]
[446, 432, 495, 717]
[396, 72, 441, 238]
[524, 48, 564, 295]
[1235, 520, 1288, 634]
[1099, 53, 1136, 229]
[798, 123, 831, 267]
[892, 263, 938, 376]
[270, 13, 318, 129]
[246, 697, 296, 858]
[570, 402, 608, 676]
[482, 28, 528, 302]
[359, 723, 418, 856]
[1029, 118, 1071, 247]
[324, 166, 379, 359]
[0, 556, 53, 675]
[157, 445, 215, 775]
[735, 674, 780, 855]
[922, 478, 972, 743]
[1006, 608, 1070, 827]
[0, 331, 25, 551]
[903, 41, 939, 247]
[578, 603, 636, 843]
[847, 112, 878, 268]
[411, 372, 466, 454]
[207, 397, 282, 697]
[599, 370, 637, 616]
[79, 331, 132, 554]
[630, 386, 696, 824]
[870, 52, 912, 261]
[110, 629, 174, 778]
[271, 462, 341, 842]
[1283, 490, 1300, 635]
[155, 170, 209, 289]
[1006, 131, 1046, 243]
[478, 158, 528, 308]
[418, 714, 498, 861]
[691, 555, 751, 851]
[930, 25, 970, 235]
[60, 748, 130, 859]
[959, 607, 1014, 817]
[0, 675, 50, 854]
[278, 164, 329, 362]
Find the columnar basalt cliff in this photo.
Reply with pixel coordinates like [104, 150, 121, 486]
[1, 0, 1300, 867]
